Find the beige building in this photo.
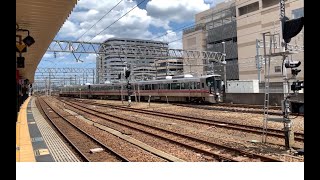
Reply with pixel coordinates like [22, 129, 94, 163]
[153, 58, 184, 79]
[183, 0, 304, 84]
[182, 23, 206, 77]
[183, 0, 239, 79]
[236, 0, 304, 82]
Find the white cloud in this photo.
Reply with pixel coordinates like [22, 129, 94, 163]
[57, 0, 209, 42]
[59, 20, 86, 38]
[44, 0, 216, 69]
[146, 0, 209, 23]
[59, 0, 153, 41]
[84, 54, 98, 62]
[204, 0, 226, 7]
[152, 30, 182, 49]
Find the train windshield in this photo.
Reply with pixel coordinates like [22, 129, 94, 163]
[206, 76, 222, 92]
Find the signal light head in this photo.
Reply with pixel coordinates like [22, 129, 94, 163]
[291, 81, 304, 91]
[291, 69, 301, 76]
[285, 60, 301, 68]
[23, 35, 35, 47]
[282, 16, 304, 43]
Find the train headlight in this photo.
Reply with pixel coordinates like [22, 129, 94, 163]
[216, 92, 220, 95]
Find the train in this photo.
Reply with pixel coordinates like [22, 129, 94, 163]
[59, 74, 224, 103]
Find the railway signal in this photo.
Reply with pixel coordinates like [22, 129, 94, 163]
[291, 69, 301, 76]
[291, 81, 304, 92]
[282, 16, 304, 44]
[285, 60, 301, 68]
[125, 70, 130, 79]
[126, 83, 132, 90]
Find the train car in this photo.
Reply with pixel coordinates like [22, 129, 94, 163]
[60, 74, 223, 103]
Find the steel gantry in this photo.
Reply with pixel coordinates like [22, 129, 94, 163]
[34, 68, 97, 89]
[47, 40, 226, 63]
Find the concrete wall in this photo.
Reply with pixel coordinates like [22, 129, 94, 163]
[225, 93, 304, 105]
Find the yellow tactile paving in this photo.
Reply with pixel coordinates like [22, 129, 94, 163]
[16, 97, 36, 162]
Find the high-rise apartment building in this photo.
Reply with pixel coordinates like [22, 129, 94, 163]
[96, 38, 168, 83]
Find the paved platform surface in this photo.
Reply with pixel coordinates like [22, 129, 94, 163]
[16, 96, 80, 162]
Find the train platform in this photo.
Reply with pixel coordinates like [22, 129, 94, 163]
[16, 96, 80, 162]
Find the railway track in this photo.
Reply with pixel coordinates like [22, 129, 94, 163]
[63, 98, 304, 143]
[37, 97, 130, 162]
[172, 103, 303, 116]
[59, 98, 282, 162]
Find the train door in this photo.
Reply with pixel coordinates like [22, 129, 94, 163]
[88, 85, 92, 98]
[198, 79, 205, 102]
[206, 76, 223, 102]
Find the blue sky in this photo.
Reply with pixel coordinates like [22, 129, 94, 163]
[38, 0, 225, 70]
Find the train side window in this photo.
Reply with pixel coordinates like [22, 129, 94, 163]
[164, 83, 170, 89]
[145, 84, 151, 90]
[197, 82, 200, 89]
[171, 83, 180, 89]
[163, 84, 167, 89]
[184, 83, 189, 89]
[181, 83, 185, 89]
[171, 83, 175, 89]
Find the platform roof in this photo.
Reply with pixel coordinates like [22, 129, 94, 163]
[16, 0, 78, 83]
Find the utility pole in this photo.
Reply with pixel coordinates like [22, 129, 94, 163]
[49, 71, 51, 96]
[280, 0, 292, 150]
[124, 65, 132, 106]
[222, 41, 227, 93]
[279, 0, 286, 53]
[92, 69, 95, 84]
[45, 77, 48, 96]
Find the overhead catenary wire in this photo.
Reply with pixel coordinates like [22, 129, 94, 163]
[76, 0, 124, 41]
[88, 0, 148, 42]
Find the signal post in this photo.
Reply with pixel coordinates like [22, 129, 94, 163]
[262, 0, 304, 150]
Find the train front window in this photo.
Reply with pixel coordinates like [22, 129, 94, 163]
[216, 80, 222, 91]
[206, 77, 215, 88]
[206, 76, 222, 92]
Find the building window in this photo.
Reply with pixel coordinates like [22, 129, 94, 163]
[262, 0, 278, 8]
[292, 8, 304, 19]
[238, 2, 259, 16]
[274, 66, 281, 73]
